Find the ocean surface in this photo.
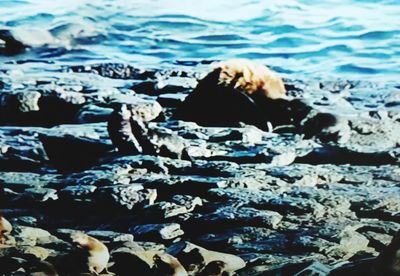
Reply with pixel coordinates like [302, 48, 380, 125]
[0, 0, 399, 81]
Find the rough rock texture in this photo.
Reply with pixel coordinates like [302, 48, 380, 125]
[0, 63, 399, 275]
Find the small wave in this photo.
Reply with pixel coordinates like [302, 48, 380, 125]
[238, 44, 352, 60]
[266, 36, 317, 47]
[250, 24, 301, 35]
[192, 34, 247, 41]
[140, 20, 208, 30]
[358, 30, 400, 40]
[337, 64, 379, 74]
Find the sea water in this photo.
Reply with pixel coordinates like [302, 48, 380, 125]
[0, 0, 399, 81]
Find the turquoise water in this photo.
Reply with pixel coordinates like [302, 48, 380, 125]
[1, 0, 399, 81]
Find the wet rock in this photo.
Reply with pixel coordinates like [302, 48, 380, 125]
[59, 185, 97, 199]
[86, 230, 134, 243]
[20, 187, 58, 202]
[0, 246, 50, 261]
[295, 262, 332, 276]
[108, 94, 163, 122]
[0, 256, 28, 274]
[5, 91, 41, 112]
[76, 104, 113, 123]
[97, 184, 157, 210]
[144, 201, 188, 219]
[130, 223, 184, 241]
[346, 116, 400, 153]
[0, 28, 55, 53]
[319, 225, 371, 260]
[144, 196, 202, 219]
[208, 126, 264, 144]
[158, 93, 188, 107]
[69, 63, 155, 80]
[0, 127, 48, 171]
[171, 195, 203, 213]
[0, 172, 62, 191]
[40, 134, 113, 172]
[191, 204, 282, 230]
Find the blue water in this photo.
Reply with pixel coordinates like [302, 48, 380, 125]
[1, 0, 400, 81]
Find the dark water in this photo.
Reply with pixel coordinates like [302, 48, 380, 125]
[1, 0, 399, 81]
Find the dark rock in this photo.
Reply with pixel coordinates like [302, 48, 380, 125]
[144, 196, 202, 219]
[40, 134, 113, 172]
[189, 204, 282, 230]
[295, 262, 332, 275]
[129, 223, 184, 241]
[76, 105, 113, 124]
[97, 184, 157, 210]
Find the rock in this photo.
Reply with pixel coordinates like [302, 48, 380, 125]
[0, 256, 28, 274]
[60, 185, 97, 199]
[171, 195, 203, 213]
[294, 262, 332, 276]
[98, 184, 157, 210]
[325, 226, 370, 259]
[0, 28, 55, 53]
[14, 91, 41, 112]
[0, 246, 49, 260]
[208, 127, 263, 144]
[129, 223, 184, 241]
[76, 105, 113, 124]
[0, 127, 48, 171]
[40, 134, 113, 172]
[144, 201, 196, 219]
[109, 95, 163, 122]
[86, 231, 134, 243]
[20, 187, 58, 202]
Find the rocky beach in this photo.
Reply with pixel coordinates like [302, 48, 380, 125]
[0, 61, 399, 275]
[1, 0, 400, 275]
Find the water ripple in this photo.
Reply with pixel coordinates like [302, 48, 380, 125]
[0, 0, 399, 81]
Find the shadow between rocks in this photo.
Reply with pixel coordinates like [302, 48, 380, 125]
[295, 145, 397, 166]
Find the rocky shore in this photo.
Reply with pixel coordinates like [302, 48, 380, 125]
[0, 62, 399, 275]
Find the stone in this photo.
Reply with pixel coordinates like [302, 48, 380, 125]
[190, 204, 283, 230]
[76, 105, 113, 124]
[0, 246, 49, 260]
[98, 185, 157, 210]
[129, 223, 184, 241]
[294, 262, 332, 276]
